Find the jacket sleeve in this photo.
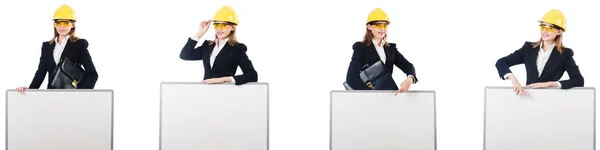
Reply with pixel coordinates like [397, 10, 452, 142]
[232, 44, 258, 85]
[495, 42, 529, 80]
[346, 42, 370, 90]
[77, 39, 99, 89]
[558, 49, 584, 89]
[29, 43, 48, 89]
[392, 44, 418, 83]
[179, 38, 205, 60]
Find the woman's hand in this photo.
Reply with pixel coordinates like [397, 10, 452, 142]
[16, 86, 27, 94]
[195, 20, 211, 39]
[395, 77, 414, 96]
[508, 75, 528, 96]
[202, 77, 232, 84]
[527, 82, 557, 89]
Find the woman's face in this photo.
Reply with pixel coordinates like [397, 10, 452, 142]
[213, 22, 235, 39]
[54, 20, 74, 36]
[539, 22, 561, 41]
[368, 21, 388, 40]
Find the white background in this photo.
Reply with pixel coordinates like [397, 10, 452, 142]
[0, 0, 598, 149]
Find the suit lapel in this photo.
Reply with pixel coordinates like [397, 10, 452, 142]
[366, 44, 379, 62]
[528, 46, 540, 79]
[48, 40, 73, 66]
[368, 42, 391, 65]
[47, 42, 58, 66]
[383, 45, 394, 67]
[539, 48, 560, 79]
[204, 43, 216, 71]
[60, 40, 73, 61]
[210, 42, 233, 71]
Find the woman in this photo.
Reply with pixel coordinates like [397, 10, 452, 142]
[16, 4, 98, 92]
[495, 9, 584, 96]
[179, 6, 258, 85]
[345, 8, 418, 96]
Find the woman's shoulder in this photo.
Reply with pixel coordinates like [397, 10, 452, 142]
[44, 37, 88, 47]
[353, 41, 367, 50]
[231, 42, 248, 52]
[524, 41, 535, 45]
[42, 41, 51, 47]
[561, 46, 574, 56]
[76, 38, 88, 42]
[73, 38, 88, 46]
[387, 42, 397, 48]
[41, 38, 89, 50]
[39, 41, 52, 52]
[516, 41, 538, 51]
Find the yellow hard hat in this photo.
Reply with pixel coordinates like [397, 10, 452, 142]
[539, 9, 566, 31]
[212, 6, 238, 25]
[53, 4, 76, 21]
[52, 4, 77, 21]
[366, 8, 389, 24]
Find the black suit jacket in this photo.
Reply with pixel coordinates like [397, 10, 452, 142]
[495, 41, 584, 89]
[29, 39, 99, 89]
[346, 42, 418, 90]
[179, 38, 258, 85]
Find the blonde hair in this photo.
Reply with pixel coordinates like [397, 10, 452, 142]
[532, 33, 565, 54]
[361, 25, 390, 47]
[49, 20, 79, 44]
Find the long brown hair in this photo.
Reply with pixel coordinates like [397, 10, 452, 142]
[533, 27, 566, 54]
[49, 20, 79, 44]
[209, 25, 239, 46]
[361, 25, 390, 47]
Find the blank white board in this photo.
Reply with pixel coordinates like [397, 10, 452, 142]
[330, 91, 436, 150]
[485, 87, 596, 150]
[160, 82, 269, 150]
[6, 90, 113, 150]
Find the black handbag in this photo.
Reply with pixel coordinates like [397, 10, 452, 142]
[50, 57, 85, 89]
[344, 61, 397, 90]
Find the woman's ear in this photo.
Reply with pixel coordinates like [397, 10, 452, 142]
[231, 25, 236, 31]
[557, 30, 563, 35]
[71, 23, 76, 29]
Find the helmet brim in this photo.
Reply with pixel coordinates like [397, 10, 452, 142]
[366, 20, 390, 25]
[212, 20, 237, 25]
